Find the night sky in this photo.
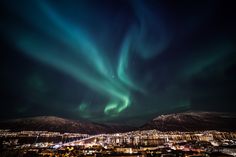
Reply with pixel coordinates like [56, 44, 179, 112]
[1, 0, 236, 125]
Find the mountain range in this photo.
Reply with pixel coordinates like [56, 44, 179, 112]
[141, 111, 236, 132]
[0, 116, 134, 134]
[0, 111, 236, 134]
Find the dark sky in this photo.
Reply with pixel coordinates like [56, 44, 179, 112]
[1, 0, 236, 125]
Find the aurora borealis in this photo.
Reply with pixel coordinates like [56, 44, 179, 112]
[1, 0, 236, 125]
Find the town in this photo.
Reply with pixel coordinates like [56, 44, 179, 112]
[1, 129, 236, 156]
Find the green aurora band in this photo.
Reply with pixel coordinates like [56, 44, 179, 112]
[1, 0, 235, 121]
[4, 1, 147, 117]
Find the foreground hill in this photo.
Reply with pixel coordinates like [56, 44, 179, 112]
[141, 112, 236, 131]
[0, 116, 134, 134]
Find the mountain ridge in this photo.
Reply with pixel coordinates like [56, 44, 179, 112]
[1, 111, 236, 134]
[140, 111, 236, 131]
[0, 116, 134, 134]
